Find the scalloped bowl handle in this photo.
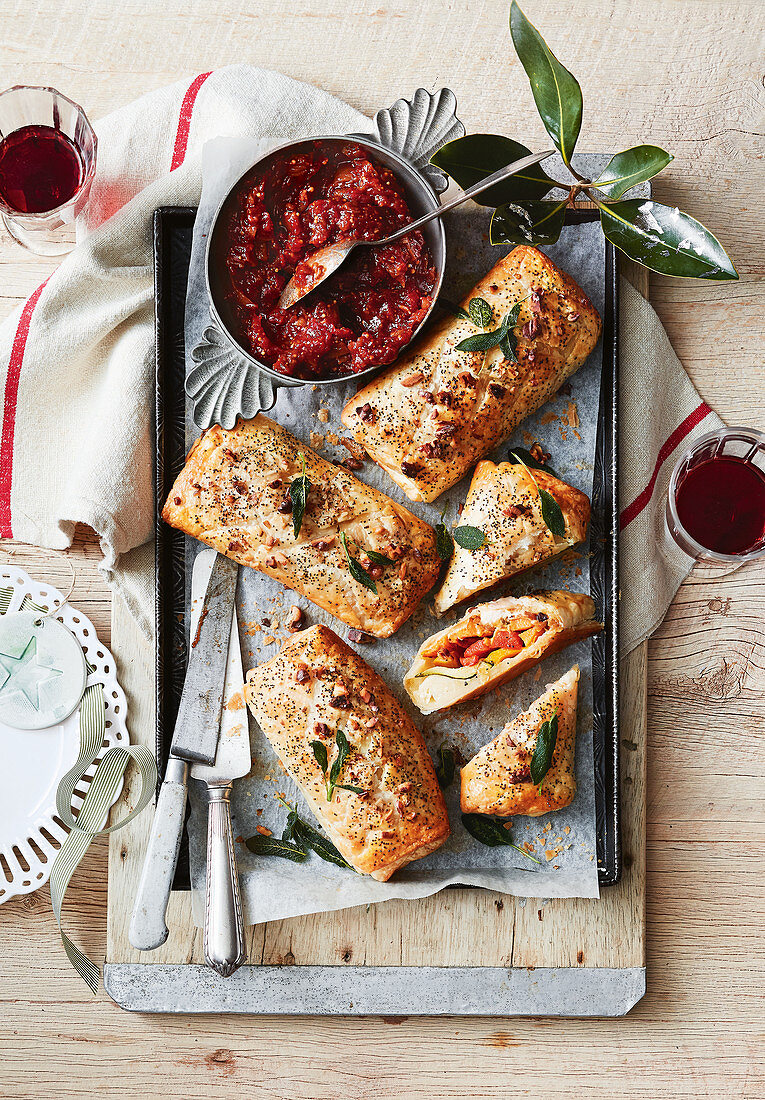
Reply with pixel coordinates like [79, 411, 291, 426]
[354, 87, 465, 194]
[186, 324, 288, 431]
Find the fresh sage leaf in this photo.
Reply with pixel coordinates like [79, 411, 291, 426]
[435, 506, 454, 562]
[289, 454, 311, 538]
[499, 328, 518, 364]
[340, 531, 378, 594]
[510, 1, 582, 167]
[453, 525, 489, 550]
[439, 296, 470, 320]
[366, 549, 394, 567]
[455, 327, 505, 354]
[461, 813, 543, 864]
[592, 145, 673, 199]
[335, 784, 366, 795]
[435, 743, 457, 790]
[327, 729, 351, 799]
[291, 816, 353, 869]
[245, 833, 308, 863]
[468, 297, 494, 329]
[311, 739, 328, 775]
[538, 487, 566, 537]
[430, 134, 556, 205]
[510, 452, 566, 537]
[490, 199, 567, 247]
[508, 447, 559, 478]
[530, 712, 559, 786]
[282, 809, 301, 844]
[598, 199, 738, 281]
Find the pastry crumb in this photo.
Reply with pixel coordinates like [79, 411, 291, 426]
[317, 408, 330, 423]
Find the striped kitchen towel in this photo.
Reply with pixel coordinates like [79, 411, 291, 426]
[0, 68, 720, 652]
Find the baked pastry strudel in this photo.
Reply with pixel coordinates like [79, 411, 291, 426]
[245, 624, 450, 880]
[341, 246, 601, 502]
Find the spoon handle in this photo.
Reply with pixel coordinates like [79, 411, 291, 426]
[382, 149, 556, 245]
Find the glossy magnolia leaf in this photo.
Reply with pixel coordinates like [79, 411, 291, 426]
[431, 134, 556, 206]
[599, 200, 739, 280]
[490, 199, 567, 246]
[510, 2, 582, 167]
[592, 145, 673, 199]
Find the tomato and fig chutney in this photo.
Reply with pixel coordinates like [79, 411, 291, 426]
[215, 141, 437, 380]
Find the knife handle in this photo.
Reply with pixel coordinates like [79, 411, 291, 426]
[128, 757, 188, 952]
[202, 784, 247, 978]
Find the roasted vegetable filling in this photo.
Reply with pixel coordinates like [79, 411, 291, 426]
[418, 613, 549, 679]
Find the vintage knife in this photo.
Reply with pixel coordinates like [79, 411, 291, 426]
[190, 549, 250, 977]
[129, 550, 238, 952]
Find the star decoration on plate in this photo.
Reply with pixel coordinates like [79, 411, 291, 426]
[0, 636, 64, 711]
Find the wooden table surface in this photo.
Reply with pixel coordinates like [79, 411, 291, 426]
[0, 1, 762, 1096]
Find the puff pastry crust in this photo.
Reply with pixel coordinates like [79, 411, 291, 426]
[434, 460, 590, 614]
[245, 624, 450, 880]
[404, 590, 601, 714]
[341, 246, 601, 502]
[162, 415, 441, 638]
[461, 666, 579, 817]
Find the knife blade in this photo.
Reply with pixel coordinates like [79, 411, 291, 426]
[190, 549, 250, 976]
[129, 550, 238, 952]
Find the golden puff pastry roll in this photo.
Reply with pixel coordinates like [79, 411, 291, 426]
[461, 666, 580, 818]
[162, 414, 440, 639]
[404, 590, 601, 715]
[341, 245, 601, 503]
[434, 460, 590, 614]
[245, 624, 450, 880]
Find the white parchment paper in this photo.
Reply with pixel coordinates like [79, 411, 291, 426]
[183, 137, 605, 925]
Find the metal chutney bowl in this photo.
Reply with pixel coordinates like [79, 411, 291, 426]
[186, 88, 464, 429]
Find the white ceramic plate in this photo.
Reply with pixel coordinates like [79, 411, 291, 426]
[0, 565, 129, 903]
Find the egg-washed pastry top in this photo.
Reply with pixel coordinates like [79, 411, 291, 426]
[245, 624, 450, 880]
[434, 460, 590, 614]
[404, 589, 601, 714]
[341, 245, 602, 503]
[461, 666, 580, 818]
[162, 414, 441, 638]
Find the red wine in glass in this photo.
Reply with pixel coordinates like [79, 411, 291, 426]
[0, 124, 83, 214]
[675, 456, 765, 556]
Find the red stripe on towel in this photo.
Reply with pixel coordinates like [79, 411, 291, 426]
[0, 278, 50, 538]
[170, 71, 213, 171]
[619, 401, 712, 531]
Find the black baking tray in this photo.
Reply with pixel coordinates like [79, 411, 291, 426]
[153, 205, 620, 890]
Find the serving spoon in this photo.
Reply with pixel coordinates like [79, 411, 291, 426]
[277, 149, 555, 311]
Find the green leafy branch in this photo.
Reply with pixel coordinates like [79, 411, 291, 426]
[430, 1, 737, 282]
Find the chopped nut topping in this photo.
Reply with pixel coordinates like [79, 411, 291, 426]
[356, 402, 376, 424]
[522, 315, 540, 339]
[340, 437, 365, 461]
[348, 627, 373, 644]
[277, 493, 293, 513]
[311, 537, 335, 550]
[488, 383, 506, 398]
[401, 461, 421, 477]
[436, 422, 456, 437]
[295, 666, 310, 683]
[437, 390, 452, 407]
[317, 408, 330, 423]
[268, 478, 282, 489]
[423, 390, 435, 404]
[530, 287, 544, 313]
[343, 456, 364, 471]
[287, 605, 304, 632]
[359, 687, 372, 703]
[401, 371, 424, 387]
[398, 562, 408, 580]
[232, 478, 248, 495]
[458, 371, 475, 386]
[314, 721, 330, 737]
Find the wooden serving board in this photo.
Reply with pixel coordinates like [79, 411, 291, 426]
[103, 266, 648, 1017]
